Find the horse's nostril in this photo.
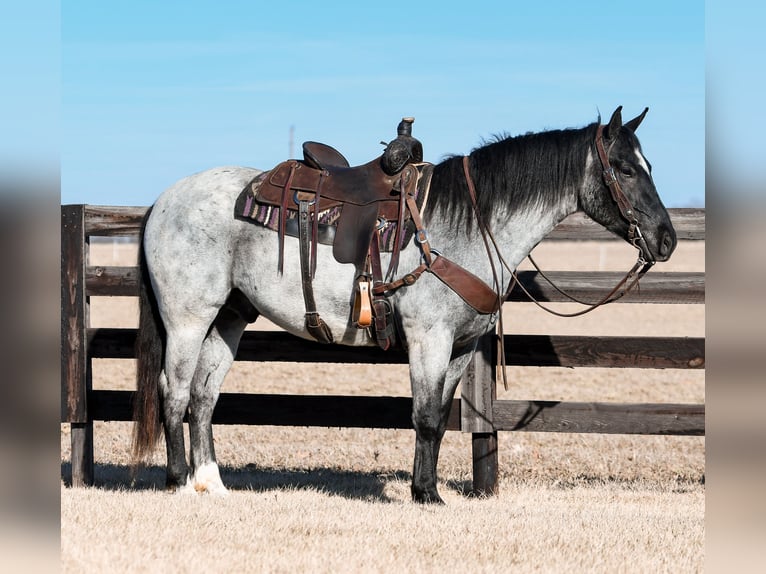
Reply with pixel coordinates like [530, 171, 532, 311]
[659, 231, 674, 257]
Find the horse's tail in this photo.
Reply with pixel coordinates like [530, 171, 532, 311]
[131, 206, 165, 465]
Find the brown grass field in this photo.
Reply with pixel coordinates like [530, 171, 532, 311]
[61, 240, 705, 573]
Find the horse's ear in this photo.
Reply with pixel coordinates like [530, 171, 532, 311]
[624, 107, 649, 132]
[604, 106, 623, 140]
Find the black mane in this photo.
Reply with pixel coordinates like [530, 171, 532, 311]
[425, 122, 599, 229]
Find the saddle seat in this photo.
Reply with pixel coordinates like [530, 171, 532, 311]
[262, 156, 405, 210]
[302, 141, 350, 170]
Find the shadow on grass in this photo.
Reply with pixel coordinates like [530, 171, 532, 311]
[61, 461, 413, 503]
[445, 478, 475, 497]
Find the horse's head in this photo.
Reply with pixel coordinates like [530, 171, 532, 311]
[581, 106, 677, 262]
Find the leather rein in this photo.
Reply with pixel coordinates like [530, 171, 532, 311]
[461, 123, 657, 321]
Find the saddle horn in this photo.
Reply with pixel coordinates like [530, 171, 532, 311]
[381, 117, 424, 175]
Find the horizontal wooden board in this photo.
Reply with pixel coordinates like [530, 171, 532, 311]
[89, 390, 461, 430]
[86, 266, 705, 303]
[492, 400, 704, 435]
[545, 208, 705, 241]
[86, 266, 139, 295]
[502, 334, 705, 368]
[79, 205, 704, 240]
[88, 391, 704, 435]
[83, 206, 147, 236]
[87, 329, 704, 369]
[509, 270, 704, 304]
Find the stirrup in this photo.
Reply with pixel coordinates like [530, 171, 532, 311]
[352, 278, 373, 328]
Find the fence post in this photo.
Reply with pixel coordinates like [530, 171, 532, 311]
[461, 330, 499, 496]
[61, 205, 93, 486]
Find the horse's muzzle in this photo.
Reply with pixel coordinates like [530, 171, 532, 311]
[656, 227, 677, 261]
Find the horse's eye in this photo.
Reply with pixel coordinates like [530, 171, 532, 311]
[619, 164, 636, 178]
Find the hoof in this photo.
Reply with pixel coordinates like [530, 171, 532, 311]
[191, 462, 229, 497]
[411, 487, 445, 505]
[194, 482, 230, 497]
[165, 474, 193, 494]
[167, 479, 196, 496]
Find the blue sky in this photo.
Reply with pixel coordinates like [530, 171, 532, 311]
[60, 1, 705, 207]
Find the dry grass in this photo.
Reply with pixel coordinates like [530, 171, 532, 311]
[62, 483, 703, 573]
[61, 240, 705, 573]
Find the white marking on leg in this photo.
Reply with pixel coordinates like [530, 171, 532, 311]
[174, 477, 197, 496]
[192, 462, 229, 497]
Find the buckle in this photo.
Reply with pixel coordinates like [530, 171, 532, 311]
[415, 229, 430, 244]
[402, 273, 418, 286]
[293, 191, 317, 206]
[603, 167, 617, 186]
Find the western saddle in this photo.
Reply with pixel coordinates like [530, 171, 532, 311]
[240, 117, 499, 349]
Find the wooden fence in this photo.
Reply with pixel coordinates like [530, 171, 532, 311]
[61, 205, 705, 491]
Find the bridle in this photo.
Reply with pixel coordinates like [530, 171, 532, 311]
[459, 123, 660, 389]
[594, 123, 656, 267]
[462, 122, 657, 322]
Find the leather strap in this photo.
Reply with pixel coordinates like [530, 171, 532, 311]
[369, 226, 399, 350]
[372, 263, 428, 295]
[515, 255, 650, 318]
[594, 124, 655, 264]
[311, 171, 325, 277]
[278, 162, 298, 274]
[386, 168, 411, 280]
[595, 124, 636, 224]
[461, 156, 509, 388]
[462, 156, 505, 312]
[406, 192, 433, 265]
[371, 297, 396, 351]
[427, 256, 501, 314]
[369, 227, 385, 286]
[371, 255, 498, 314]
[298, 199, 334, 343]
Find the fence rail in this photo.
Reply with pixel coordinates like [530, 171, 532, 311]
[62, 205, 705, 490]
[87, 328, 704, 369]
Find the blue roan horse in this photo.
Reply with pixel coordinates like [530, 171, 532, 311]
[131, 107, 676, 503]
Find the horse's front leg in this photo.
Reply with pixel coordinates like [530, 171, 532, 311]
[408, 333, 476, 504]
[188, 307, 249, 496]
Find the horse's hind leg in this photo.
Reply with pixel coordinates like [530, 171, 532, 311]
[159, 321, 215, 492]
[188, 302, 252, 495]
